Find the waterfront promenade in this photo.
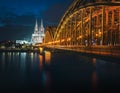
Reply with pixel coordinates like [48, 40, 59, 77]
[0, 48, 40, 53]
[42, 45, 120, 59]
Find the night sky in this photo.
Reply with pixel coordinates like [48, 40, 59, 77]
[0, 0, 73, 41]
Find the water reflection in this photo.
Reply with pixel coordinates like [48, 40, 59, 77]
[92, 58, 97, 92]
[2, 52, 5, 62]
[39, 47, 43, 54]
[16, 52, 20, 59]
[30, 53, 33, 60]
[44, 71, 51, 93]
[1, 52, 5, 71]
[20, 53, 26, 73]
[8, 52, 11, 63]
[39, 51, 51, 92]
[41, 69, 51, 93]
[39, 55, 43, 71]
[30, 53, 34, 68]
[93, 58, 96, 66]
[0, 51, 120, 92]
[12, 52, 15, 60]
[44, 51, 51, 65]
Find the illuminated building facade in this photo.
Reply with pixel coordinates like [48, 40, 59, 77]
[31, 19, 45, 44]
[16, 40, 29, 44]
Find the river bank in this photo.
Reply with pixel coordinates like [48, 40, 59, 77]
[0, 48, 40, 53]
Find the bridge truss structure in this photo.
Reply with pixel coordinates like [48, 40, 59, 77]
[46, 0, 120, 47]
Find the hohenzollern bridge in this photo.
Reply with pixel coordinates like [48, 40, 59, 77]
[40, 0, 120, 58]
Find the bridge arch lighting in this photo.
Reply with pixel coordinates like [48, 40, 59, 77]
[54, 0, 120, 46]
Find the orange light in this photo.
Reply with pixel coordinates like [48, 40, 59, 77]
[45, 51, 51, 65]
[99, 31, 102, 35]
[79, 36, 82, 39]
[39, 47, 43, 53]
[67, 38, 71, 41]
[39, 55, 43, 71]
[77, 36, 82, 40]
[93, 58, 96, 66]
[61, 39, 65, 42]
[92, 71, 97, 92]
[96, 34, 98, 37]
[55, 40, 60, 43]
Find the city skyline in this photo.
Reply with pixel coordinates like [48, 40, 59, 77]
[0, 0, 73, 40]
[0, 1, 120, 92]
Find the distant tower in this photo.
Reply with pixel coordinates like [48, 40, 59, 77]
[34, 20, 38, 34]
[31, 19, 45, 44]
[39, 19, 45, 37]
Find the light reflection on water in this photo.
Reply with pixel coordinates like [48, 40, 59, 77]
[20, 53, 26, 73]
[44, 51, 51, 65]
[39, 51, 51, 92]
[1, 52, 5, 71]
[0, 51, 120, 93]
[39, 55, 43, 71]
[92, 58, 97, 92]
[30, 53, 34, 68]
[93, 58, 96, 66]
[8, 52, 11, 63]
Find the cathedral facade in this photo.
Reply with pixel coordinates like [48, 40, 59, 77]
[31, 19, 45, 44]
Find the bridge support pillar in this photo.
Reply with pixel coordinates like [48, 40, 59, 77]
[119, 8, 120, 45]
[81, 9, 83, 45]
[88, 7, 92, 46]
[105, 7, 108, 45]
[101, 6, 105, 45]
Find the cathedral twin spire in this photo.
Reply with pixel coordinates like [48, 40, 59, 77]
[40, 19, 43, 28]
[35, 20, 38, 33]
[34, 19, 44, 33]
[31, 19, 45, 44]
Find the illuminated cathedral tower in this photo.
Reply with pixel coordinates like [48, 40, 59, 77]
[31, 19, 45, 44]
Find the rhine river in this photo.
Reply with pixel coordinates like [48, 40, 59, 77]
[0, 51, 120, 93]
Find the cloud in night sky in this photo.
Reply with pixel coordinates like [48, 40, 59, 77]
[0, 0, 74, 40]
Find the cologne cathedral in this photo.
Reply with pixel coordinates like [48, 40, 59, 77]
[31, 19, 45, 44]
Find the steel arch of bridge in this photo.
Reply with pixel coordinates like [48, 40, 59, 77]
[48, 0, 120, 47]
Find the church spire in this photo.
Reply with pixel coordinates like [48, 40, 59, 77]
[34, 19, 38, 33]
[39, 19, 45, 36]
[31, 19, 45, 44]
[41, 19, 43, 28]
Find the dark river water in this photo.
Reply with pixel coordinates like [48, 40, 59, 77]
[0, 51, 120, 93]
